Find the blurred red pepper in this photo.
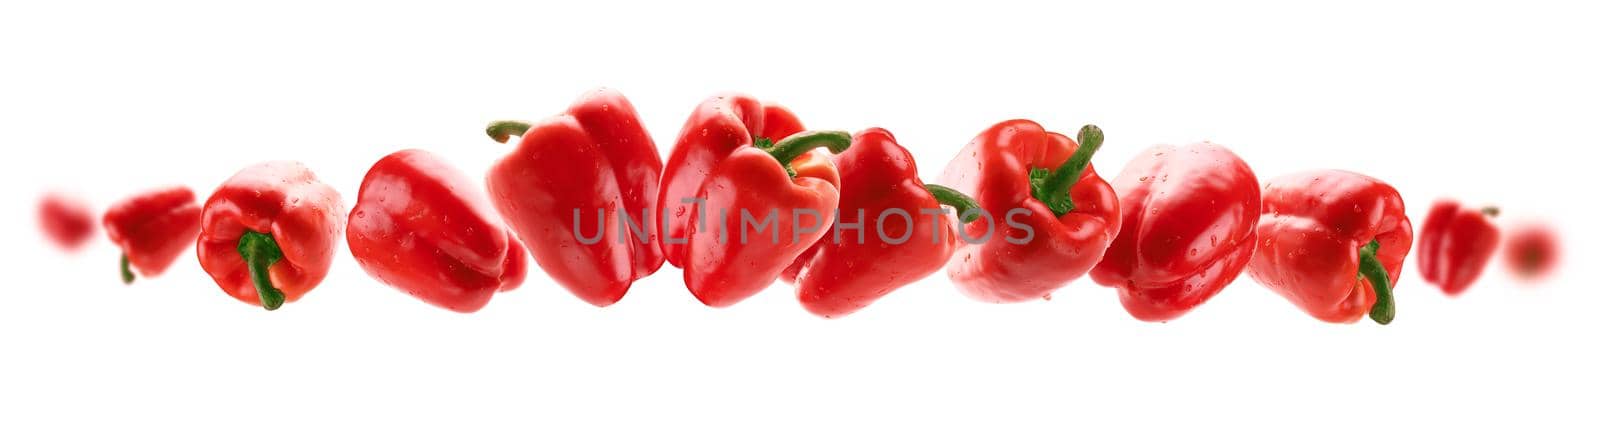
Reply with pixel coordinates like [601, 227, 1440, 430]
[483, 88, 662, 307]
[658, 93, 805, 268]
[103, 186, 202, 284]
[1503, 222, 1560, 281]
[781, 128, 978, 318]
[38, 192, 95, 252]
[197, 162, 345, 310]
[937, 121, 1119, 302]
[1247, 170, 1412, 324]
[1090, 143, 1260, 321]
[684, 131, 851, 307]
[1417, 199, 1500, 295]
[348, 149, 529, 313]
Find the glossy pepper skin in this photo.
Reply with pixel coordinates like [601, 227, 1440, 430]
[658, 93, 805, 268]
[103, 186, 202, 284]
[937, 121, 1120, 302]
[781, 128, 978, 318]
[684, 131, 852, 307]
[1417, 200, 1500, 295]
[1246, 170, 1412, 324]
[1089, 143, 1260, 321]
[484, 89, 662, 307]
[348, 150, 529, 313]
[197, 162, 345, 311]
[38, 192, 95, 252]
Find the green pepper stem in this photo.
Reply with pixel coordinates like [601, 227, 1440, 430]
[1032, 125, 1104, 216]
[926, 184, 982, 224]
[120, 255, 135, 285]
[486, 120, 534, 144]
[764, 131, 853, 166]
[1359, 239, 1395, 325]
[237, 231, 287, 311]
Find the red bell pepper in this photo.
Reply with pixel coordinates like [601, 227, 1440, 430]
[1417, 199, 1500, 295]
[684, 131, 852, 307]
[347, 149, 529, 313]
[197, 161, 345, 310]
[1247, 170, 1412, 324]
[1089, 143, 1261, 321]
[781, 128, 978, 318]
[102, 186, 202, 284]
[38, 192, 95, 252]
[658, 93, 805, 268]
[483, 88, 662, 307]
[937, 121, 1120, 302]
[1503, 222, 1560, 281]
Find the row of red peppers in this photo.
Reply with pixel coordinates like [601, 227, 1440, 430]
[38, 89, 1559, 323]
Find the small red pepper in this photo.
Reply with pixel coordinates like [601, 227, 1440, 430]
[38, 192, 95, 252]
[684, 131, 852, 307]
[1247, 170, 1412, 324]
[781, 128, 978, 318]
[197, 161, 345, 310]
[347, 150, 529, 313]
[658, 93, 805, 268]
[1503, 222, 1560, 281]
[483, 88, 663, 307]
[1090, 143, 1261, 321]
[1416, 199, 1500, 295]
[102, 186, 202, 284]
[936, 121, 1120, 302]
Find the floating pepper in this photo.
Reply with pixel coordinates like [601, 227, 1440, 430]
[1246, 170, 1412, 324]
[658, 93, 805, 268]
[936, 121, 1120, 302]
[484, 88, 662, 307]
[684, 131, 851, 307]
[38, 192, 95, 252]
[197, 161, 344, 310]
[1503, 222, 1560, 281]
[1089, 142, 1260, 321]
[781, 128, 977, 318]
[103, 186, 202, 284]
[348, 149, 528, 313]
[1416, 199, 1500, 295]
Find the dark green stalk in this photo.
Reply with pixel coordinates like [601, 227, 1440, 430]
[237, 231, 287, 311]
[1029, 125, 1104, 216]
[1359, 239, 1395, 325]
[926, 184, 981, 223]
[120, 255, 135, 284]
[765, 131, 853, 166]
[486, 120, 534, 144]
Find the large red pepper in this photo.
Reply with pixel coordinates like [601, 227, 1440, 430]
[1089, 143, 1260, 321]
[684, 131, 852, 307]
[658, 93, 805, 268]
[197, 162, 345, 310]
[781, 128, 978, 318]
[1416, 199, 1500, 295]
[936, 121, 1120, 302]
[483, 88, 662, 307]
[102, 186, 202, 284]
[347, 149, 529, 313]
[1246, 170, 1412, 324]
[38, 192, 95, 252]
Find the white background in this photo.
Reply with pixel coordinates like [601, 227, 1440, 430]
[2, 1, 1594, 441]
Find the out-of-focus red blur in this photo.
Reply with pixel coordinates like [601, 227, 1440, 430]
[1503, 222, 1560, 282]
[38, 192, 96, 252]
